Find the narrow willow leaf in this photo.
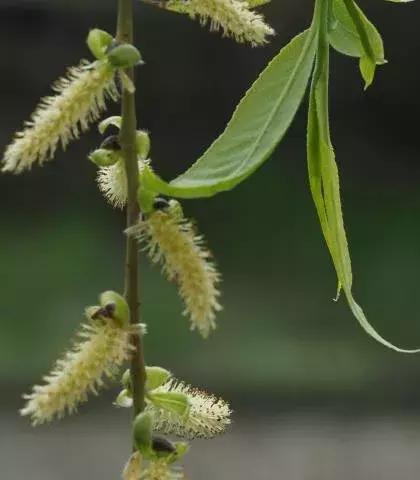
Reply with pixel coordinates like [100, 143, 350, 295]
[328, 0, 385, 87]
[141, 28, 318, 199]
[308, 8, 420, 353]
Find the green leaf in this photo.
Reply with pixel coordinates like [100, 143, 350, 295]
[148, 391, 190, 418]
[133, 412, 153, 454]
[145, 366, 172, 391]
[328, 0, 385, 87]
[141, 28, 318, 199]
[308, 7, 420, 353]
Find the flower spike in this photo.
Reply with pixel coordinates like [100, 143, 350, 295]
[146, 380, 231, 439]
[2, 61, 119, 173]
[166, 0, 274, 46]
[21, 300, 134, 425]
[128, 201, 222, 338]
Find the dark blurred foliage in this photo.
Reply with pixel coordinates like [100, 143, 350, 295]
[1, 0, 420, 414]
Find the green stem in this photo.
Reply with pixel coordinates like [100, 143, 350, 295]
[116, 0, 146, 419]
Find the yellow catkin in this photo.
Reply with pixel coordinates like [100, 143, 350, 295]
[21, 313, 131, 425]
[3, 61, 119, 173]
[129, 208, 221, 338]
[167, 0, 274, 46]
[147, 380, 231, 439]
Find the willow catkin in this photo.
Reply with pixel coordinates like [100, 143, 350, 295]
[167, 0, 274, 46]
[128, 206, 221, 338]
[21, 311, 131, 425]
[147, 380, 231, 439]
[3, 61, 119, 173]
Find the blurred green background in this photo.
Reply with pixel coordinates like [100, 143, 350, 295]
[2, 1, 420, 479]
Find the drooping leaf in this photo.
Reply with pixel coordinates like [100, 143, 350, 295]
[141, 28, 318, 199]
[328, 0, 385, 87]
[308, 6, 420, 353]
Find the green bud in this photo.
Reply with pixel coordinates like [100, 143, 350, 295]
[136, 130, 151, 159]
[147, 391, 190, 418]
[122, 369, 132, 390]
[107, 43, 143, 68]
[87, 29, 114, 60]
[145, 366, 171, 391]
[133, 412, 153, 455]
[98, 116, 122, 135]
[114, 389, 133, 408]
[89, 148, 120, 167]
[99, 291, 129, 326]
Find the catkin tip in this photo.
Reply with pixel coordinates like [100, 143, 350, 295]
[167, 0, 274, 46]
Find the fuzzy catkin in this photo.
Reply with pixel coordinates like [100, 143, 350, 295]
[21, 315, 131, 425]
[167, 0, 274, 46]
[3, 61, 119, 173]
[97, 159, 128, 208]
[129, 209, 221, 338]
[97, 159, 149, 209]
[147, 380, 231, 439]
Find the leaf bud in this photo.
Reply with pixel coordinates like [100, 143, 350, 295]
[99, 290, 130, 326]
[107, 43, 143, 68]
[136, 130, 151, 159]
[133, 411, 153, 455]
[87, 29, 114, 60]
[145, 366, 171, 391]
[122, 369, 132, 390]
[89, 148, 120, 167]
